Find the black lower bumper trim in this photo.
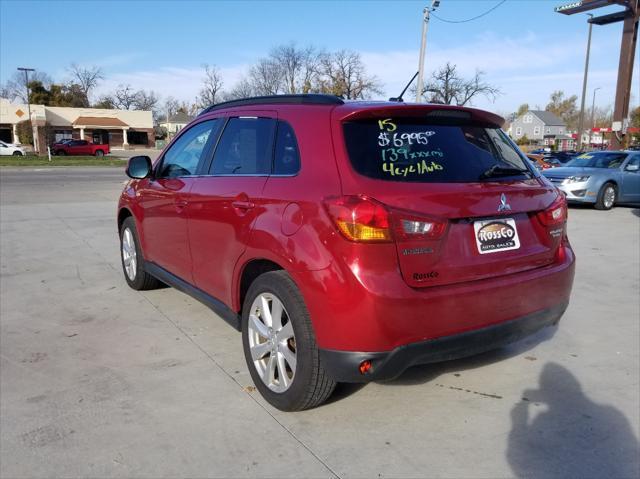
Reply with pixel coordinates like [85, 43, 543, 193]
[319, 303, 568, 382]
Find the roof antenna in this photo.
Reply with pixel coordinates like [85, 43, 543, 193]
[389, 71, 419, 102]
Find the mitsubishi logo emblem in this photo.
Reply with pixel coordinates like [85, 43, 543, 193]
[498, 193, 511, 212]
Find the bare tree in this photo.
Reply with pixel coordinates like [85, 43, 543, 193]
[271, 43, 319, 94]
[316, 50, 382, 99]
[110, 84, 137, 110]
[134, 90, 159, 111]
[249, 59, 284, 95]
[222, 78, 256, 101]
[0, 71, 53, 103]
[197, 64, 224, 107]
[421, 62, 500, 106]
[67, 63, 104, 102]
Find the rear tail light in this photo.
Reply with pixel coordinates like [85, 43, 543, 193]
[537, 194, 568, 226]
[324, 196, 392, 242]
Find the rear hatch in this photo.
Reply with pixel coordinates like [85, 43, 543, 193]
[332, 107, 566, 288]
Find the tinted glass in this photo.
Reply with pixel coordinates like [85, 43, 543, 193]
[343, 120, 530, 183]
[211, 118, 275, 175]
[158, 120, 219, 178]
[566, 152, 627, 169]
[274, 121, 300, 175]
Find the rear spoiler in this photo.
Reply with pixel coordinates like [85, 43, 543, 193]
[336, 104, 505, 129]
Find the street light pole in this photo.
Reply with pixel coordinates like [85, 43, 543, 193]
[588, 86, 602, 149]
[416, 0, 440, 103]
[17, 67, 36, 152]
[577, 14, 593, 151]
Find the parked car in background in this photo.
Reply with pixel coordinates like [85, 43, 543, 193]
[543, 150, 640, 210]
[543, 151, 577, 164]
[52, 139, 110, 157]
[118, 94, 575, 410]
[527, 153, 555, 170]
[530, 148, 551, 154]
[0, 141, 26, 156]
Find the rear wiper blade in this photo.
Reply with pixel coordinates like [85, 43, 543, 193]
[480, 165, 531, 180]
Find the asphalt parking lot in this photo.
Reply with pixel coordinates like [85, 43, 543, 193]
[1, 167, 638, 479]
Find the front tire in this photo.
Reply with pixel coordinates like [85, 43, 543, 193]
[595, 182, 616, 210]
[119, 217, 162, 290]
[242, 271, 336, 411]
[12, 151, 23, 156]
[56, 150, 65, 156]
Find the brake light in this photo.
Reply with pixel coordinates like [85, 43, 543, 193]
[537, 194, 567, 226]
[324, 196, 392, 242]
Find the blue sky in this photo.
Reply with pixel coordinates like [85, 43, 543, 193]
[0, 0, 636, 115]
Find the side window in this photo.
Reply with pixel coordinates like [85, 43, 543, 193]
[273, 121, 300, 175]
[211, 117, 275, 175]
[625, 155, 640, 170]
[159, 120, 219, 178]
[79, 140, 88, 146]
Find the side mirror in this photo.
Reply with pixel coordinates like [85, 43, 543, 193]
[126, 155, 152, 179]
[624, 163, 639, 172]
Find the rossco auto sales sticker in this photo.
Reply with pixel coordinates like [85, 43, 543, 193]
[473, 218, 520, 254]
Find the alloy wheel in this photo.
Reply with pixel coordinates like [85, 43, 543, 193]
[121, 228, 137, 281]
[247, 293, 297, 393]
[603, 186, 615, 209]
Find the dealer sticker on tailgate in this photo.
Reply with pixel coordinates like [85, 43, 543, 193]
[473, 218, 521, 254]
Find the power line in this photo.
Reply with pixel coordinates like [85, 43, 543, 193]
[432, 0, 507, 24]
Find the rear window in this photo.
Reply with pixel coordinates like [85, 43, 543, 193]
[343, 119, 530, 182]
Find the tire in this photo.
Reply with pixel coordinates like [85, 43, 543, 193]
[595, 182, 616, 210]
[95, 149, 105, 157]
[56, 150, 65, 156]
[12, 151, 23, 156]
[119, 217, 162, 290]
[242, 271, 336, 411]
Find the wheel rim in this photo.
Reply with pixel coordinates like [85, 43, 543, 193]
[121, 228, 137, 281]
[247, 293, 297, 393]
[604, 186, 615, 208]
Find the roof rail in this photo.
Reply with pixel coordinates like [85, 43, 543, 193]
[199, 94, 344, 115]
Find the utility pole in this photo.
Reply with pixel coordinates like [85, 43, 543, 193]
[576, 14, 593, 151]
[17, 67, 36, 153]
[415, 0, 440, 103]
[588, 86, 601, 148]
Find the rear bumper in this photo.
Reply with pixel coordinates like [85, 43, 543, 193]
[320, 302, 567, 382]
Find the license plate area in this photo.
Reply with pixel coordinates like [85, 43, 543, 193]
[473, 217, 520, 254]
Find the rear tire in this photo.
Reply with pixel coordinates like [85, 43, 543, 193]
[95, 149, 105, 157]
[595, 182, 616, 210]
[242, 271, 336, 411]
[119, 217, 162, 290]
[12, 151, 23, 156]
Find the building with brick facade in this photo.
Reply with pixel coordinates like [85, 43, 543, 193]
[0, 98, 154, 153]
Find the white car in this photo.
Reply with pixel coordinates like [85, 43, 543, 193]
[0, 141, 26, 156]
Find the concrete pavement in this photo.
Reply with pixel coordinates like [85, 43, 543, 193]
[1, 167, 638, 478]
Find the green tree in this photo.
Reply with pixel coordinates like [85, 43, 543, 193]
[516, 103, 529, 117]
[16, 120, 33, 145]
[516, 134, 530, 146]
[545, 90, 578, 130]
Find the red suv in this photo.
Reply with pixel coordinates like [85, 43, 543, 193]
[118, 94, 575, 411]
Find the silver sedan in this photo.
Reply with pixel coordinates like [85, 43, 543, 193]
[542, 151, 640, 210]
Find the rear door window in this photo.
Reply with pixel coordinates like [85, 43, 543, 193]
[343, 119, 531, 183]
[210, 117, 276, 175]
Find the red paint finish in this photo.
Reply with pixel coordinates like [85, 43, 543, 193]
[118, 100, 575, 355]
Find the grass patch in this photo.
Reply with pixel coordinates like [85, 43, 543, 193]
[0, 155, 127, 167]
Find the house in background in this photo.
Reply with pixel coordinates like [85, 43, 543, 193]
[159, 111, 194, 139]
[510, 110, 574, 150]
[0, 98, 154, 152]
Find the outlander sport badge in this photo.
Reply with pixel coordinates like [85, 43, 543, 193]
[498, 193, 511, 212]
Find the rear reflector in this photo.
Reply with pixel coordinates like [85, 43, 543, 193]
[324, 196, 392, 242]
[359, 360, 372, 375]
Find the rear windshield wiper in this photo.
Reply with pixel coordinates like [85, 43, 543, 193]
[480, 164, 532, 180]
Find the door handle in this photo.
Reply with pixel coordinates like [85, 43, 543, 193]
[232, 200, 255, 210]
